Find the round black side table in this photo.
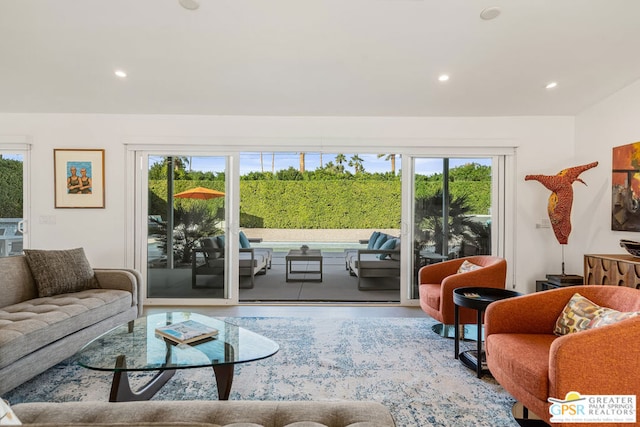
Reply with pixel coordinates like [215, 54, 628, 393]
[453, 287, 521, 378]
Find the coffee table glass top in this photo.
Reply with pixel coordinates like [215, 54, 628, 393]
[77, 312, 279, 372]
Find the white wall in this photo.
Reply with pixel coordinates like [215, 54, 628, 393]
[0, 113, 578, 295]
[573, 79, 640, 262]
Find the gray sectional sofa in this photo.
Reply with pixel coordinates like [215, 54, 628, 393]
[345, 231, 400, 289]
[0, 251, 142, 396]
[10, 400, 395, 426]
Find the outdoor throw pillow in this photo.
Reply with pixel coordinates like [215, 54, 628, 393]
[457, 260, 482, 274]
[554, 293, 640, 336]
[24, 247, 99, 297]
[378, 238, 397, 259]
[239, 231, 251, 248]
[373, 233, 388, 249]
[367, 231, 381, 249]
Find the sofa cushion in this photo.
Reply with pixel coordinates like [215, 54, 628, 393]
[23, 248, 99, 297]
[13, 400, 396, 427]
[457, 260, 482, 274]
[554, 293, 640, 336]
[0, 289, 132, 369]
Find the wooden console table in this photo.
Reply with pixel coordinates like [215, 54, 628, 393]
[584, 254, 640, 289]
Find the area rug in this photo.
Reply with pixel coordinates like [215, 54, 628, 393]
[4, 317, 518, 426]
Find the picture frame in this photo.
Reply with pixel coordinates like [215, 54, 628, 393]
[54, 149, 105, 208]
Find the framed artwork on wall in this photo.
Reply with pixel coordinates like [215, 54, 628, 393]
[54, 149, 105, 208]
[612, 141, 640, 231]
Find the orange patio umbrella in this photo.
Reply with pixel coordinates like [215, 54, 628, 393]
[174, 187, 225, 200]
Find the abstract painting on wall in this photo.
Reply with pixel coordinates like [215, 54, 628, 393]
[612, 141, 640, 231]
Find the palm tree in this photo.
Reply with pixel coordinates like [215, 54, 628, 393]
[299, 152, 305, 173]
[348, 154, 364, 174]
[377, 154, 397, 175]
[335, 153, 347, 173]
[415, 190, 479, 256]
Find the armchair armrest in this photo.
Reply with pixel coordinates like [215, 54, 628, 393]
[418, 258, 466, 284]
[550, 316, 640, 397]
[94, 269, 143, 316]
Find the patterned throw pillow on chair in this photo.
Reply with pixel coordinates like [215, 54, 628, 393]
[457, 260, 482, 274]
[554, 293, 639, 336]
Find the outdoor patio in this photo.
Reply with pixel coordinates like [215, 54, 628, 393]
[148, 249, 402, 303]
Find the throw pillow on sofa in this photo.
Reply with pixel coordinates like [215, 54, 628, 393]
[23, 247, 99, 297]
[239, 231, 251, 249]
[373, 233, 388, 249]
[378, 238, 398, 260]
[367, 231, 381, 249]
[554, 293, 640, 336]
[457, 260, 482, 274]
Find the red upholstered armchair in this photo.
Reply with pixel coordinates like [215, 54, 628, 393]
[418, 256, 507, 325]
[485, 286, 640, 426]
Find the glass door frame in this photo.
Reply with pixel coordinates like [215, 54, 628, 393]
[400, 148, 516, 306]
[126, 141, 516, 307]
[126, 145, 240, 306]
[0, 137, 31, 254]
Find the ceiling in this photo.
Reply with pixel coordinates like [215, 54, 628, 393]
[1, 0, 640, 117]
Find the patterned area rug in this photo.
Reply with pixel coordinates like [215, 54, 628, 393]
[4, 317, 518, 426]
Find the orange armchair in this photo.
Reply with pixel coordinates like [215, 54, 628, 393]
[485, 286, 640, 425]
[418, 256, 507, 325]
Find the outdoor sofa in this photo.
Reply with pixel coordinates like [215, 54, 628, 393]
[193, 233, 272, 288]
[9, 400, 396, 426]
[345, 231, 400, 290]
[0, 249, 142, 396]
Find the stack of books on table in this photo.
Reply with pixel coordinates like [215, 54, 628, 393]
[155, 320, 219, 345]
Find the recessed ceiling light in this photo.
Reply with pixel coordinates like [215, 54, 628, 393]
[545, 82, 558, 90]
[179, 0, 199, 10]
[438, 74, 450, 82]
[480, 6, 501, 20]
[114, 69, 127, 78]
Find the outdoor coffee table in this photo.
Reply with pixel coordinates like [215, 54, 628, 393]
[76, 312, 279, 402]
[285, 249, 323, 282]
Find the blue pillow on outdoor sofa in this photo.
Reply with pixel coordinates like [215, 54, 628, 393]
[373, 233, 388, 249]
[367, 231, 381, 249]
[378, 238, 398, 259]
[239, 231, 251, 248]
[216, 235, 226, 249]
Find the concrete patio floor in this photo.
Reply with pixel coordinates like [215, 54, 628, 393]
[147, 250, 402, 303]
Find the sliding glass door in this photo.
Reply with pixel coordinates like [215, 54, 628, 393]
[145, 154, 229, 300]
[410, 157, 496, 299]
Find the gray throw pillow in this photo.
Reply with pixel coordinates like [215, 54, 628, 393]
[24, 248, 99, 297]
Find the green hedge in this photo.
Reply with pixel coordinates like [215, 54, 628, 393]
[149, 179, 490, 229]
[0, 158, 23, 218]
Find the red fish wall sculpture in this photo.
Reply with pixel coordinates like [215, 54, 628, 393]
[525, 161, 598, 245]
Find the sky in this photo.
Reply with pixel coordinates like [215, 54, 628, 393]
[151, 153, 491, 176]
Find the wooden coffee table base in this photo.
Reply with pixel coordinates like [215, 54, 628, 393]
[109, 355, 234, 402]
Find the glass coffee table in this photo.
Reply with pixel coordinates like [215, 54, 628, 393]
[76, 312, 279, 402]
